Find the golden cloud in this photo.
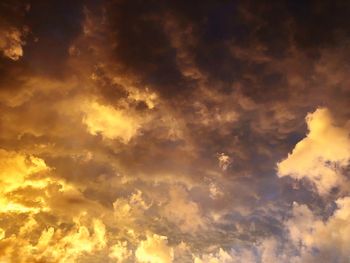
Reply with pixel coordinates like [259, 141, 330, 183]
[81, 100, 142, 142]
[0, 27, 25, 61]
[135, 233, 174, 263]
[277, 108, 350, 194]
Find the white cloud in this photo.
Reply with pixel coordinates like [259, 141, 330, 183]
[285, 198, 350, 262]
[277, 108, 350, 194]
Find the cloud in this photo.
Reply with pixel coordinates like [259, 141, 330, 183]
[0, 27, 25, 60]
[32, 218, 107, 262]
[0, 149, 49, 213]
[109, 241, 132, 262]
[209, 182, 224, 200]
[81, 99, 142, 142]
[162, 185, 205, 232]
[277, 108, 350, 194]
[285, 197, 350, 262]
[0, 1, 350, 262]
[135, 233, 174, 263]
[0, 149, 111, 262]
[0, 217, 108, 263]
[273, 108, 350, 262]
[194, 248, 234, 263]
[217, 152, 232, 171]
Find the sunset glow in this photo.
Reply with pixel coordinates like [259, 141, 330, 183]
[0, 1, 349, 262]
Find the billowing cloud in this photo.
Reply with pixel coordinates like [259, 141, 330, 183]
[277, 108, 350, 194]
[0, 149, 49, 213]
[0, 149, 109, 262]
[0, 1, 349, 262]
[285, 197, 350, 262]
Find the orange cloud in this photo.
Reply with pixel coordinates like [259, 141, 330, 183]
[0, 27, 25, 60]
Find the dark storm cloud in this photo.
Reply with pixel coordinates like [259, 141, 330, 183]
[100, 0, 350, 108]
[289, 0, 350, 50]
[105, 0, 190, 98]
[0, 0, 27, 27]
[22, 0, 85, 77]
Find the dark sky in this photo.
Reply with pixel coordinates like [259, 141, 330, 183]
[0, 1, 349, 262]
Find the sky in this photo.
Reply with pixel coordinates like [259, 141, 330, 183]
[0, 0, 349, 262]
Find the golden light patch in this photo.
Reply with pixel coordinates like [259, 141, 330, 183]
[82, 100, 141, 142]
[135, 233, 174, 263]
[0, 150, 49, 213]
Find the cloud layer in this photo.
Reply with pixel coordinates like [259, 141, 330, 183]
[0, 0, 349, 262]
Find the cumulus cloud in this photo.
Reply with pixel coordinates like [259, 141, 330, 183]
[277, 108, 350, 194]
[273, 108, 350, 262]
[0, 149, 110, 262]
[285, 198, 350, 262]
